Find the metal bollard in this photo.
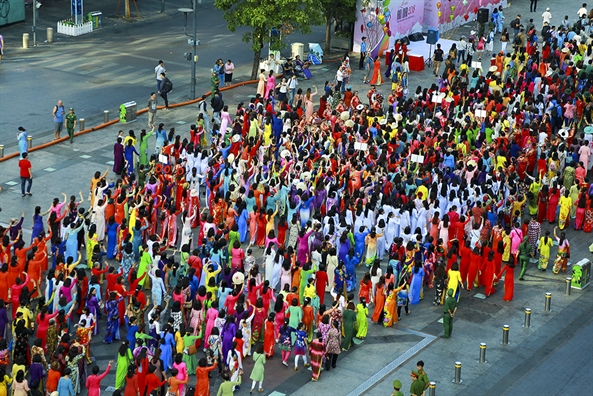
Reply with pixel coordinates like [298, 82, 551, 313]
[479, 343, 487, 363]
[0, 145, 4, 158]
[453, 362, 462, 384]
[27, 136, 33, 149]
[47, 27, 54, 43]
[545, 292, 552, 312]
[565, 278, 571, 296]
[428, 382, 436, 396]
[502, 325, 509, 345]
[79, 118, 85, 131]
[104, 110, 110, 123]
[23, 33, 29, 49]
[523, 308, 531, 328]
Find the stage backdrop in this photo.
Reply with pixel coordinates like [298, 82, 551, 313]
[353, 0, 425, 58]
[423, 0, 507, 33]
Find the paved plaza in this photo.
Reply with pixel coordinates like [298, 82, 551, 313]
[1, 0, 592, 395]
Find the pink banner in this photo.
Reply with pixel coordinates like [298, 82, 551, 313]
[423, 0, 507, 33]
[353, 0, 425, 57]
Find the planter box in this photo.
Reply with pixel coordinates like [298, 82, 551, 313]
[57, 20, 93, 36]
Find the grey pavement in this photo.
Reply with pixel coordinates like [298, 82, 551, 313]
[1, 0, 593, 395]
[0, 0, 327, 151]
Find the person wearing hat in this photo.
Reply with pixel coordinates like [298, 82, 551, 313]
[541, 7, 552, 26]
[65, 107, 77, 144]
[391, 379, 404, 396]
[410, 371, 425, 396]
[210, 71, 221, 99]
[442, 288, 457, 338]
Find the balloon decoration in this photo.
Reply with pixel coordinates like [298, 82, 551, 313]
[436, 2, 441, 9]
[378, 14, 385, 24]
[451, 5, 456, 12]
[383, 26, 388, 32]
[463, 0, 468, 4]
[464, 14, 469, 21]
[386, 22, 390, 29]
[367, 22, 373, 28]
[360, 25, 364, 33]
[438, 11, 442, 17]
[375, 7, 379, 14]
[383, 0, 391, 6]
[450, 14, 454, 21]
[474, 7, 478, 13]
[388, 30, 392, 36]
[384, 10, 391, 19]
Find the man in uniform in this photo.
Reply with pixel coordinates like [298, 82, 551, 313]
[417, 360, 430, 393]
[391, 379, 404, 396]
[410, 371, 425, 396]
[443, 288, 458, 338]
[65, 108, 77, 144]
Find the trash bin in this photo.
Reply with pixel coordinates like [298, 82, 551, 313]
[119, 101, 137, 123]
[89, 11, 102, 29]
[291, 43, 304, 59]
[571, 259, 591, 290]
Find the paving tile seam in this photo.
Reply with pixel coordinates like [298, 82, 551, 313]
[455, 291, 593, 395]
[349, 329, 437, 396]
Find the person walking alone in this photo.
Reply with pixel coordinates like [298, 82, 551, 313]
[158, 72, 172, 110]
[147, 92, 158, 131]
[155, 60, 166, 91]
[530, 0, 538, 13]
[442, 289, 457, 338]
[224, 59, 235, 86]
[17, 126, 28, 158]
[433, 43, 444, 76]
[52, 100, 65, 140]
[359, 36, 367, 69]
[19, 152, 33, 197]
[65, 108, 77, 144]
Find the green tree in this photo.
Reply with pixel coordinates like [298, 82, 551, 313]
[320, 0, 357, 54]
[214, 0, 323, 79]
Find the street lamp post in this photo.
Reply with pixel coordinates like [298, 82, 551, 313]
[190, 0, 201, 100]
[179, 0, 200, 100]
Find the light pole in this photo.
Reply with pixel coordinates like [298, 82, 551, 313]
[190, 0, 201, 100]
[179, 0, 200, 100]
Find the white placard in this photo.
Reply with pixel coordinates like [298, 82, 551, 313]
[159, 154, 169, 164]
[432, 95, 443, 103]
[354, 142, 368, 151]
[474, 109, 486, 118]
[411, 154, 425, 163]
[471, 61, 482, 69]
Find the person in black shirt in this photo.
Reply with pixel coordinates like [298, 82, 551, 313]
[432, 44, 444, 76]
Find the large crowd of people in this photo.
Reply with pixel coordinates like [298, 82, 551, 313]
[3, 4, 593, 396]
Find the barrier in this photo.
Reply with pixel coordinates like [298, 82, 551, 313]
[479, 343, 487, 363]
[545, 293, 552, 312]
[502, 325, 509, 345]
[453, 362, 462, 384]
[523, 308, 531, 328]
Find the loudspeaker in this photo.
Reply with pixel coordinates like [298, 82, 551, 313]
[408, 32, 424, 42]
[426, 28, 439, 45]
[478, 8, 489, 23]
